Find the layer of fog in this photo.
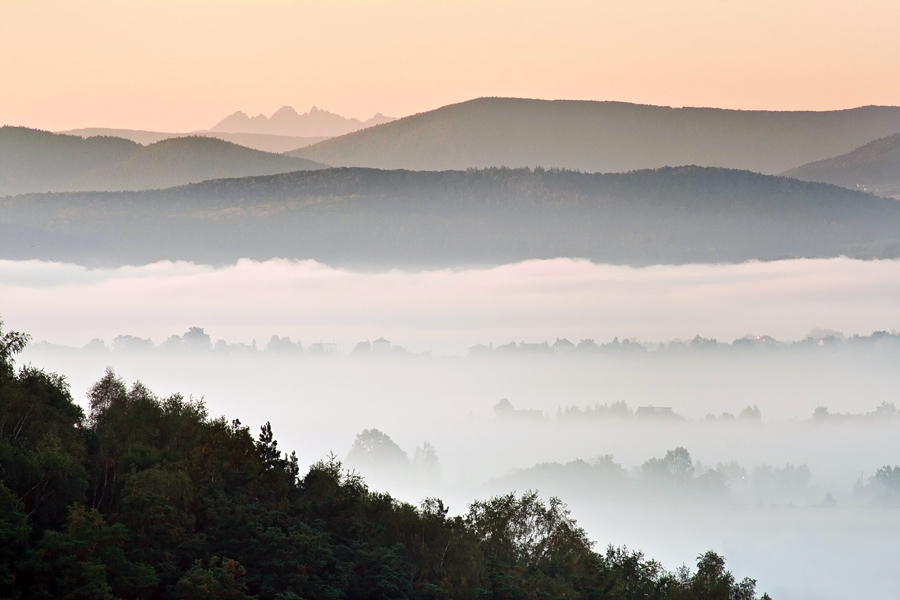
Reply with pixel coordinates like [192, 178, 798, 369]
[2, 256, 900, 355]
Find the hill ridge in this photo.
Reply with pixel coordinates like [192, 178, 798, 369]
[3, 165, 898, 268]
[288, 97, 900, 174]
[0, 126, 326, 195]
[784, 133, 900, 198]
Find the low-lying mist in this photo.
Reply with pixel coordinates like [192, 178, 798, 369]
[3, 256, 899, 354]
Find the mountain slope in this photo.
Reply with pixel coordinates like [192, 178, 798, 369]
[0, 126, 140, 195]
[210, 105, 396, 136]
[783, 133, 900, 199]
[61, 128, 330, 154]
[287, 98, 900, 174]
[68, 136, 327, 191]
[0, 127, 327, 195]
[2, 166, 898, 267]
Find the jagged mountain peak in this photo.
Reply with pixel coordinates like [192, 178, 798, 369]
[208, 105, 396, 137]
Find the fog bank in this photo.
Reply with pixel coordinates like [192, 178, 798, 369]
[2, 257, 899, 354]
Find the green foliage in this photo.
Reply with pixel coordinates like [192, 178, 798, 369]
[0, 320, 770, 600]
[176, 557, 254, 600]
[0, 482, 30, 596]
[29, 504, 157, 599]
[0, 320, 88, 532]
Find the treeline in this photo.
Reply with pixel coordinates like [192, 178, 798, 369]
[0, 321, 771, 599]
[495, 450, 900, 509]
[470, 331, 900, 357]
[26, 327, 900, 359]
[505, 399, 899, 425]
[494, 449, 817, 504]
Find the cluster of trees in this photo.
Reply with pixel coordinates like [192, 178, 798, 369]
[852, 465, 900, 506]
[557, 399, 900, 426]
[470, 331, 900, 358]
[497, 449, 828, 505]
[27, 328, 900, 361]
[533, 401, 764, 424]
[0, 320, 771, 599]
[812, 402, 898, 423]
[345, 429, 440, 486]
[47, 329, 383, 358]
[469, 338, 648, 357]
[86, 328, 289, 356]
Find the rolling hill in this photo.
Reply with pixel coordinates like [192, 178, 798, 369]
[61, 128, 330, 154]
[2, 166, 898, 268]
[287, 98, 900, 174]
[0, 126, 140, 196]
[783, 133, 900, 199]
[0, 127, 327, 195]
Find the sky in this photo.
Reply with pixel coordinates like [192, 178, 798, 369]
[2, 0, 900, 132]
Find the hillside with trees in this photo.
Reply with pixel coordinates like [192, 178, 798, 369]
[287, 98, 900, 174]
[783, 133, 900, 199]
[0, 127, 326, 196]
[2, 166, 899, 268]
[0, 319, 770, 599]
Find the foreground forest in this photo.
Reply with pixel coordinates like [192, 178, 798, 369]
[0, 320, 770, 600]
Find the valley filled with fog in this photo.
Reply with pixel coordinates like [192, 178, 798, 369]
[7, 3, 900, 599]
[8, 255, 900, 600]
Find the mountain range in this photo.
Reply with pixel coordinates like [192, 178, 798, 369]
[784, 133, 900, 199]
[61, 128, 329, 154]
[287, 98, 900, 174]
[3, 166, 898, 268]
[0, 126, 325, 195]
[209, 105, 396, 137]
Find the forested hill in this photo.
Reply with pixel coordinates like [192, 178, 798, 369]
[784, 133, 900, 199]
[0, 126, 326, 196]
[0, 321, 770, 600]
[2, 166, 899, 268]
[287, 97, 900, 174]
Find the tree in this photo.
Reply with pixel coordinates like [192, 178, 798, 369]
[0, 482, 29, 596]
[642, 447, 694, 485]
[29, 504, 157, 600]
[176, 557, 254, 600]
[0, 319, 30, 382]
[346, 429, 409, 471]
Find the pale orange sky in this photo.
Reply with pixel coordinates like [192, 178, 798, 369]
[2, 0, 899, 132]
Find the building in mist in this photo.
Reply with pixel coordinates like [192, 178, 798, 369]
[494, 398, 543, 420]
[372, 337, 391, 354]
[635, 406, 679, 420]
[308, 342, 338, 354]
[552, 338, 576, 354]
[467, 343, 493, 357]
